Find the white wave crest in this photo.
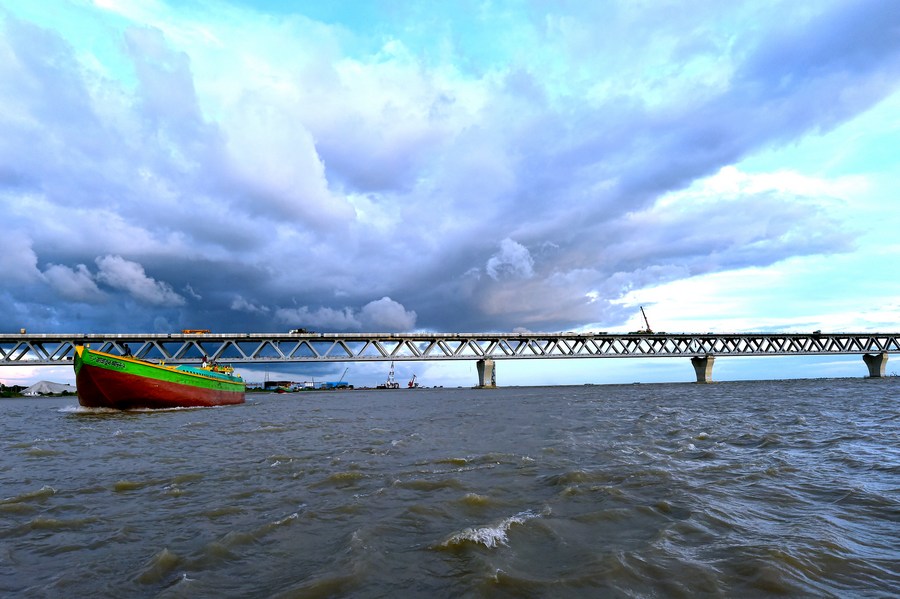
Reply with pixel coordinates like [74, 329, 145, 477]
[441, 509, 542, 549]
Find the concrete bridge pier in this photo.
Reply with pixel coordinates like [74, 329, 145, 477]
[691, 354, 715, 383]
[863, 352, 888, 378]
[476, 358, 496, 388]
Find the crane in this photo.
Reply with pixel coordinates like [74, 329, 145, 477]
[377, 362, 400, 389]
[640, 306, 652, 333]
[631, 306, 654, 334]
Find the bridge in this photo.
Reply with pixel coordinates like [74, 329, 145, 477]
[1, 331, 898, 385]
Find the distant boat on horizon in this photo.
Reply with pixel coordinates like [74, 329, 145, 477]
[74, 346, 245, 409]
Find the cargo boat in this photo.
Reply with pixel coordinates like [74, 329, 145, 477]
[74, 346, 245, 409]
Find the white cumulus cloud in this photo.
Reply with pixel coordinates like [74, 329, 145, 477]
[359, 297, 417, 331]
[274, 296, 416, 332]
[43, 263, 106, 303]
[95, 255, 186, 306]
[230, 295, 269, 314]
[275, 305, 362, 331]
[486, 238, 535, 281]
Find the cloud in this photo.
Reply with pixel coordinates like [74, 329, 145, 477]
[124, 26, 206, 137]
[0, 231, 41, 283]
[486, 239, 535, 281]
[222, 103, 356, 226]
[95, 255, 186, 306]
[274, 296, 416, 332]
[42, 263, 106, 303]
[600, 166, 857, 276]
[275, 306, 361, 331]
[183, 283, 202, 300]
[230, 295, 269, 314]
[359, 297, 417, 331]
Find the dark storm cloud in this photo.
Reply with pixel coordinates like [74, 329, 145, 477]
[412, 0, 900, 332]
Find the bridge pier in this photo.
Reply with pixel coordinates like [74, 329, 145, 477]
[691, 355, 715, 383]
[476, 358, 496, 388]
[863, 352, 888, 378]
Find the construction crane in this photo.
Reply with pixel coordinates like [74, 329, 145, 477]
[377, 362, 400, 389]
[631, 306, 654, 335]
[408, 374, 419, 388]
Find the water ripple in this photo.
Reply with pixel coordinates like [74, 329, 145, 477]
[1, 380, 897, 597]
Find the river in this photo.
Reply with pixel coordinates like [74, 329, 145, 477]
[1, 378, 898, 597]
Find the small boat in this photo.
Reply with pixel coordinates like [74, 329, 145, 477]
[74, 346, 245, 409]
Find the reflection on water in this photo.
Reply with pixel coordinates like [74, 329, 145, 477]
[1, 378, 898, 597]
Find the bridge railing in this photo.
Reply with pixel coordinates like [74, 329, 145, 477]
[1, 332, 898, 366]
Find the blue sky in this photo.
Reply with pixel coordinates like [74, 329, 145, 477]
[2, 0, 899, 387]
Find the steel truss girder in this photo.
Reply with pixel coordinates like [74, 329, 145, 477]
[1, 332, 898, 366]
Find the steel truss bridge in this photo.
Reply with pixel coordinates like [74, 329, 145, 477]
[1, 331, 897, 384]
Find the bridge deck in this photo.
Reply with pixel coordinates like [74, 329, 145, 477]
[2, 332, 898, 366]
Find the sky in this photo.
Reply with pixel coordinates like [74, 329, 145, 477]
[2, 0, 900, 388]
